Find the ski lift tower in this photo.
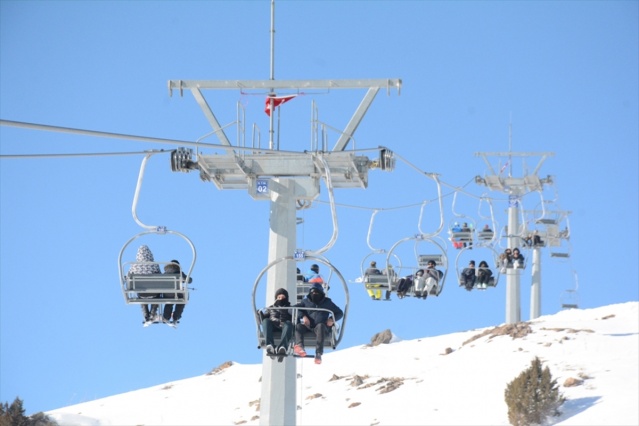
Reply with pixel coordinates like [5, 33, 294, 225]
[474, 151, 554, 324]
[522, 207, 572, 318]
[167, 4, 400, 425]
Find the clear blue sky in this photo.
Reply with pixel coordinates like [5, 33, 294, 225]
[1, 0, 637, 415]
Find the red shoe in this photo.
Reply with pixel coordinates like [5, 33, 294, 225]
[314, 355, 322, 365]
[293, 345, 307, 357]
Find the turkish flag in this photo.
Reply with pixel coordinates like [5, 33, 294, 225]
[264, 94, 297, 116]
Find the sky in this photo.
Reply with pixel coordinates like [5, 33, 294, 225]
[1, 0, 637, 416]
[44, 301, 639, 425]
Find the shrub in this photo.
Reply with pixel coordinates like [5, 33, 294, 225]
[504, 357, 565, 426]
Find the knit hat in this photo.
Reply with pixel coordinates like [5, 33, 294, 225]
[129, 245, 161, 275]
[309, 283, 324, 294]
[370, 261, 377, 267]
[275, 288, 289, 300]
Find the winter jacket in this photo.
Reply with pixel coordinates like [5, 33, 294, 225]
[262, 300, 293, 326]
[364, 267, 382, 277]
[424, 267, 443, 282]
[164, 263, 193, 283]
[305, 271, 324, 284]
[295, 294, 343, 328]
[477, 267, 493, 283]
[461, 267, 476, 285]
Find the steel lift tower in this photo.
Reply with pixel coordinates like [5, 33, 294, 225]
[167, 3, 401, 424]
[474, 151, 554, 324]
[521, 207, 573, 318]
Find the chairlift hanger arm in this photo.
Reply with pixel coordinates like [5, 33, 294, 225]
[132, 153, 167, 230]
[366, 210, 385, 252]
[306, 156, 339, 256]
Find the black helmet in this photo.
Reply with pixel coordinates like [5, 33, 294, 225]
[311, 264, 319, 273]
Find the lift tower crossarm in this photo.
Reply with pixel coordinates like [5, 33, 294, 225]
[332, 87, 379, 152]
[168, 79, 402, 91]
[190, 88, 233, 147]
[169, 79, 401, 152]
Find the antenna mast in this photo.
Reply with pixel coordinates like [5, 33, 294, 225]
[268, 0, 276, 149]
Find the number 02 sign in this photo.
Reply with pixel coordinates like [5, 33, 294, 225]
[256, 179, 269, 195]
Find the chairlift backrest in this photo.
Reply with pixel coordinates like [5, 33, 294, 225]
[418, 254, 444, 267]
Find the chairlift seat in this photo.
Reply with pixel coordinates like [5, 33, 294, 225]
[258, 326, 339, 352]
[450, 231, 473, 242]
[364, 274, 394, 290]
[477, 230, 494, 241]
[296, 280, 313, 303]
[418, 254, 444, 267]
[536, 218, 558, 225]
[406, 276, 440, 297]
[125, 274, 188, 304]
[256, 307, 339, 351]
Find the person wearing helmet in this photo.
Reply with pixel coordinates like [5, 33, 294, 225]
[292, 283, 343, 365]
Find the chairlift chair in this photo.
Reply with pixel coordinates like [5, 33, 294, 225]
[359, 251, 402, 301]
[252, 255, 349, 356]
[386, 235, 448, 299]
[560, 290, 579, 309]
[454, 244, 502, 291]
[118, 152, 197, 324]
[448, 192, 477, 249]
[476, 196, 498, 243]
[118, 228, 196, 307]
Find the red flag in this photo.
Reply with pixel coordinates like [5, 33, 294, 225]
[264, 94, 297, 116]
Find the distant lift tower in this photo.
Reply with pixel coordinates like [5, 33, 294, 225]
[474, 151, 554, 324]
[168, 78, 401, 425]
[522, 207, 573, 317]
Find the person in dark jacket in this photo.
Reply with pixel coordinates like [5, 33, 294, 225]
[260, 288, 293, 356]
[397, 269, 423, 298]
[476, 260, 494, 289]
[460, 260, 476, 291]
[128, 245, 161, 324]
[162, 260, 193, 326]
[293, 283, 344, 364]
[512, 248, 525, 269]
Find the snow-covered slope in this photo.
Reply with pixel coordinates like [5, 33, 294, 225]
[48, 302, 639, 426]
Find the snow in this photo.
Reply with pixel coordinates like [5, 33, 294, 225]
[47, 302, 639, 426]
